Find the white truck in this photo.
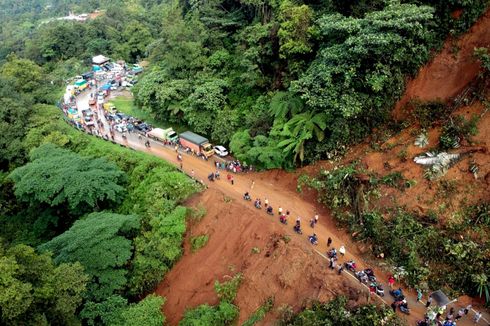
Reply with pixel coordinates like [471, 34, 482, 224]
[147, 128, 179, 143]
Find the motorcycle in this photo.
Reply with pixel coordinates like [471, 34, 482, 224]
[327, 248, 337, 259]
[399, 304, 410, 315]
[254, 201, 261, 209]
[364, 268, 377, 282]
[356, 270, 369, 284]
[266, 207, 274, 215]
[390, 288, 404, 301]
[344, 260, 357, 272]
[208, 173, 215, 181]
[293, 224, 302, 234]
[243, 194, 251, 201]
[308, 235, 318, 245]
[279, 215, 287, 224]
[370, 282, 384, 297]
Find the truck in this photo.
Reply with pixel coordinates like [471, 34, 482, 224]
[147, 128, 179, 143]
[179, 131, 214, 158]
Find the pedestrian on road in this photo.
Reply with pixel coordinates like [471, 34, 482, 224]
[329, 257, 336, 270]
[231, 176, 234, 185]
[264, 198, 269, 208]
[180, 162, 183, 170]
[314, 213, 319, 224]
[417, 288, 423, 302]
[339, 245, 346, 257]
[388, 276, 395, 289]
[191, 170, 195, 178]
[278, 207, 283, 215]
[455, 308, 465, 320]
[327, 237, 332, 247]
[337, 264, 344, 275]
[473, 311, 482, 323]
[464, 304, 472, 315]
[426, 295, 433, 308]
[251, 180, 255, 189]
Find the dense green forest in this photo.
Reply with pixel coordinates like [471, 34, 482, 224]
[0, 0, 489, 324]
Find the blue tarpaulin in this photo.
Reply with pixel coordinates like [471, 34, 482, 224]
[101, 84, 111, 91]
[93, 65, 101, 71]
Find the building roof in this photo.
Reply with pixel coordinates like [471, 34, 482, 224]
[92, 55, 109, 65]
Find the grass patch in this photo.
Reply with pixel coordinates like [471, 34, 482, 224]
[242, 297, 274, 326]
[111, 95, 188, 132]
[190, 234, 209, 252]
[188, 205, 207, 223]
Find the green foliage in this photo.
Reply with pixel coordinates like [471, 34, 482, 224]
[285, 296, 402, 326]
[242, 297, 274, 326]
[128, 206, 189, 295]
[190, 234, 209, 252]
[409, 100, 450, 128]
[439, 115, 479, 149]
[39, 212, 140, 301]
[9, 144, 126, 214]
[0, 54, 42, 93]
[120, 294, 166, 326]
[179, 302, 239, 326]
[214, 273, 243, 303]
[0, 77, 31, 169]
[474, 47, 490, 73]
[0, 243, 88, 325]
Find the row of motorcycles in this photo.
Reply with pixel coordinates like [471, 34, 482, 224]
[245, 193, 304, 235]
[244, 192, 410, 315]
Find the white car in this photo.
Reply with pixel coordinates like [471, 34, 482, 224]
[214, 145, 228, 157]
[115, 124, 127, 133]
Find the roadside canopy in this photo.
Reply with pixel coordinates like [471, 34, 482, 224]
[101, 83, 111, 91]
[431, 290, 451, 307]
[92, 55, 109, 65]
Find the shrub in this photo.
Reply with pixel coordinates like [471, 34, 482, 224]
[190, 234, 209, 252]
[215, 273, 243, 303]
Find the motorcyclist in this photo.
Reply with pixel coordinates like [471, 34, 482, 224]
[309, 233, 318, 245]
[244, 192, 251, 200]
[266, 206, 273, 215]
[254, 198, 261, 209]
[293, 223, 302, 234]
[279, 214, 287, 224]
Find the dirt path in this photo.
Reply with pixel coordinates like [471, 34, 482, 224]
[74, 86, 488, 325]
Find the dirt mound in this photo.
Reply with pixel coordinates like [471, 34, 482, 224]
[393, 8, 490, 120]
[156, 188, 359, 325]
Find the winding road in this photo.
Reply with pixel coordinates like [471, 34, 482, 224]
[73, 84, 489, 326]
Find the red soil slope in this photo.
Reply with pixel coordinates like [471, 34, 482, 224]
[156, 188, 365, 325]
[393, 8, 490, 120]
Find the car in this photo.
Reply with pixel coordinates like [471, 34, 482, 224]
[115, 124, 127, 133]
[82, 109, 94, 117]
[134, 123, 151, 134]
[111, 85, 118, 91]
[214, 145, 229, 157]
[116, 112, 130, 121]
[107, 114, 121, 123]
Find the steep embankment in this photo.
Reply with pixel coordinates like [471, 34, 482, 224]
[156, 188, 363, 325]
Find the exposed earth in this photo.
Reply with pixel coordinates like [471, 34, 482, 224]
[74, 8, 490, 325]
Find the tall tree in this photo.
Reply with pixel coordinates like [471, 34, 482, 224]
[0, 244, 87, 325]
[39, 212, 140, 301]
[9, 144, 126, 215]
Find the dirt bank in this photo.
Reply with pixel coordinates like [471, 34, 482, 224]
[156, 188, 362, 325]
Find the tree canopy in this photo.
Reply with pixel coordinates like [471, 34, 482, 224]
[39, 212, 140, 301]
[9, 143, 126, 213]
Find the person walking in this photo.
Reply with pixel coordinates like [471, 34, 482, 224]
[388, 276, 395, 289]
[191, 169, 195, 178]
[264, 198, 269, 208]
[426, 294, 433, 308]
[327, 237, 332, 247]
[251, 180, 255, 189]
[473, 311, 482, 324]
[339, 245, 346, 257]
[417, 288, 423, 302]
[231, 176, 234, 185]
[314, 213, 319, 224]
[278, 207, 283, 215]
[337, 264, 344, 275]
[464, 304, 472, 315]
[455, 308, 465, 321]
